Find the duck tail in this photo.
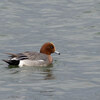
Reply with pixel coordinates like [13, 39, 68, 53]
[2, 59, 19, 65]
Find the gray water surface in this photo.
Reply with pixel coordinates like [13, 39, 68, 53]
[0, 0, 100, 100]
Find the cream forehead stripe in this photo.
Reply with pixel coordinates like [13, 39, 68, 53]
[50, 42, 55, 46]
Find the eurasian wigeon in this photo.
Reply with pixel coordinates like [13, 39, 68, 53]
[3, 42, 60, 67]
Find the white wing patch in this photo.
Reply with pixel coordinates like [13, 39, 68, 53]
[19, 60, 46, 67]
[11, 57, 18, 60]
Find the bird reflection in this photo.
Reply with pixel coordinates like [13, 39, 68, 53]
[7, 64, 55, 80]
[42, 65, 55, 80]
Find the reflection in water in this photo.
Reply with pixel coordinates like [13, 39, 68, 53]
[43, 66, 55, 80]
[8, 65, 19, 69]
[7, 64, 55, 80]
[40, 89, 54, 96]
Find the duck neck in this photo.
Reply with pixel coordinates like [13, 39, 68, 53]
[48, 55, 53, 63]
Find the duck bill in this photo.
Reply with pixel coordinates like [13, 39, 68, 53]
[55, 51, 60, 55]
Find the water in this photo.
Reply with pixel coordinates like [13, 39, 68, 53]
[0, 0, 100, 100]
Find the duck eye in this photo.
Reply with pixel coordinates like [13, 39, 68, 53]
[50, 46, 54, 49]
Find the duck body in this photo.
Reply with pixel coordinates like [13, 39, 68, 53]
[3, 51, 51, 67]
[3, 42, 60, 67]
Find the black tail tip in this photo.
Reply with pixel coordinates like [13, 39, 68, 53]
[2, 59, 19, 65]
[2, 59, 11, 64]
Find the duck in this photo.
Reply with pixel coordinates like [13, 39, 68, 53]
[3, 42, 60, 67]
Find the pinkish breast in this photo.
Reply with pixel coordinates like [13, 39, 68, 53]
[48, 55, 53, 64]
